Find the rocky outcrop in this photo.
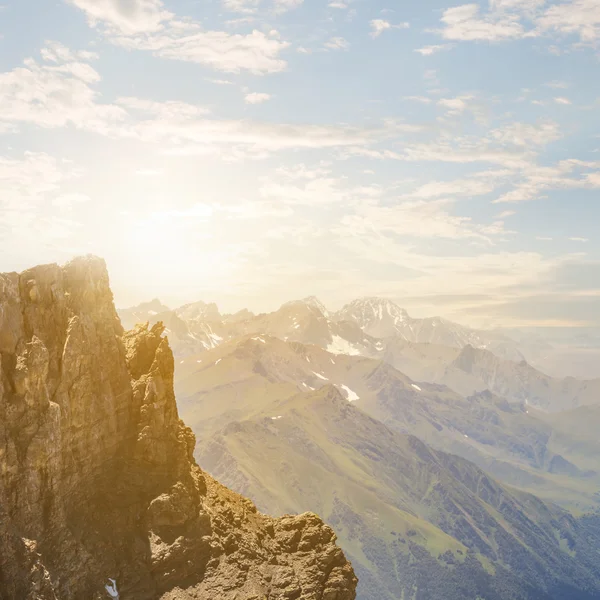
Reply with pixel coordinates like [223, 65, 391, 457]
[0, 256, 357, 600]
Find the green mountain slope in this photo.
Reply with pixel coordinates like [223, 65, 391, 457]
[196, 385, 600, 600]
[175, 335, 600, 511]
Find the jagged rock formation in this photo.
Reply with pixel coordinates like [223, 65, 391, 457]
[0, 256, 357, 600]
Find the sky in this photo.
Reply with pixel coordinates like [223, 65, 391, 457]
[0, 0, 599, 328]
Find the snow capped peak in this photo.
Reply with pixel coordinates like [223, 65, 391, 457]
[336, 297, 411, 333]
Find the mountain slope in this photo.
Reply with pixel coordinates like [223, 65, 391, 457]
[382, 338, 600, 412]
[197, 385, 600, 600]
[0, 257, 357, 600]
[175, 336, 600, 511]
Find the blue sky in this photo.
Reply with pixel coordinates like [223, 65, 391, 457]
[0, 0, 599, 328]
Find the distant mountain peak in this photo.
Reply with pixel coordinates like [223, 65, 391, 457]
[176, 300, 221, 322]
[130, 298, 171, 313]
[301, 296, 329, 316]
[281, 296, 329, 317]
[335, 298, 411, 335]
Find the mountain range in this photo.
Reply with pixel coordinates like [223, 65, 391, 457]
[2, 260, 599, 600]
[119, 296, 600, 413]
[169, 331, 600, 599]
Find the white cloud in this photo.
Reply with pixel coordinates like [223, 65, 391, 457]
[40, 41, 99, 63]
[115, 96, 407, 156]
[536, 236, 554, 241]
[113, 28, 289, 74]
[569, 236, 589, 242]
[0, 45, 426, 159]
[370, 19, 410, 38]
[207, 78, 235, 85]
[370, 19, 391, 37]
[324, 37, 350, 50]
[493, 159, 600, 203]
[65, 0, 289, 74]
[437, 95, 475, 115]
[340, 199, 513, 245]
[414, 44, 453, 55]
[0, 46, 125, 131]
[401, 175, 500, 200]
[435, 0, 600, 45]
[245, 92, 271, 104]
[496, 210, 516, 218]
[489, 0, 545, 12]
[342, 121, 562, 170]
[403, 96, 432, 104]
[437, 3, 526, 41]
[489, 121, 561, 147]
[554, 96, 572, 104]
[536, 0, 600, 45]
[328, 1, 347, 7]
[259, 166, 384, 206]
[0, 153, 86, 257]
[66, 0, 171, 34]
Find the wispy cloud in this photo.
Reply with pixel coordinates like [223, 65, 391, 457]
[437, 95, 476, 116]
[0, 44, 412, 158]
[0, 152, 87, 259]
[245, 92, 271, 104]
[207, 78, 235, 85]
[434, 0, 600, 46]
[324, 36, 350, 50]
[66, 0, 170, 34]
[436, 4, 526, 42]
[414, 44, 453, 55]
[370, 19, 409, 38]
[493, 159, 600, 203]
[65, 0, 289, 74]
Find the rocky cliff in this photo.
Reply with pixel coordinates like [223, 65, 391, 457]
[0, 256, 357, 600]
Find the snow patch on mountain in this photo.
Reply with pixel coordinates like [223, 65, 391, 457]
[337, 384, 359, 402]
[327, 335, 362, 356]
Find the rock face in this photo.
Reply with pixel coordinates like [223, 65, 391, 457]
[0, 256, 357, 600]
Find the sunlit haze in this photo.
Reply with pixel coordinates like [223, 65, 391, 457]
[1, 0, 599, 327]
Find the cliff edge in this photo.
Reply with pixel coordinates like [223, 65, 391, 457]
[0, 256, 357, 600]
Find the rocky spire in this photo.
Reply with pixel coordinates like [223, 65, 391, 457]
[0, 256, 357, 600]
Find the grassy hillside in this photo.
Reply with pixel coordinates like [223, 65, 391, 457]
[196, 385, 600, 600]
[175, 336, 600, 511]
